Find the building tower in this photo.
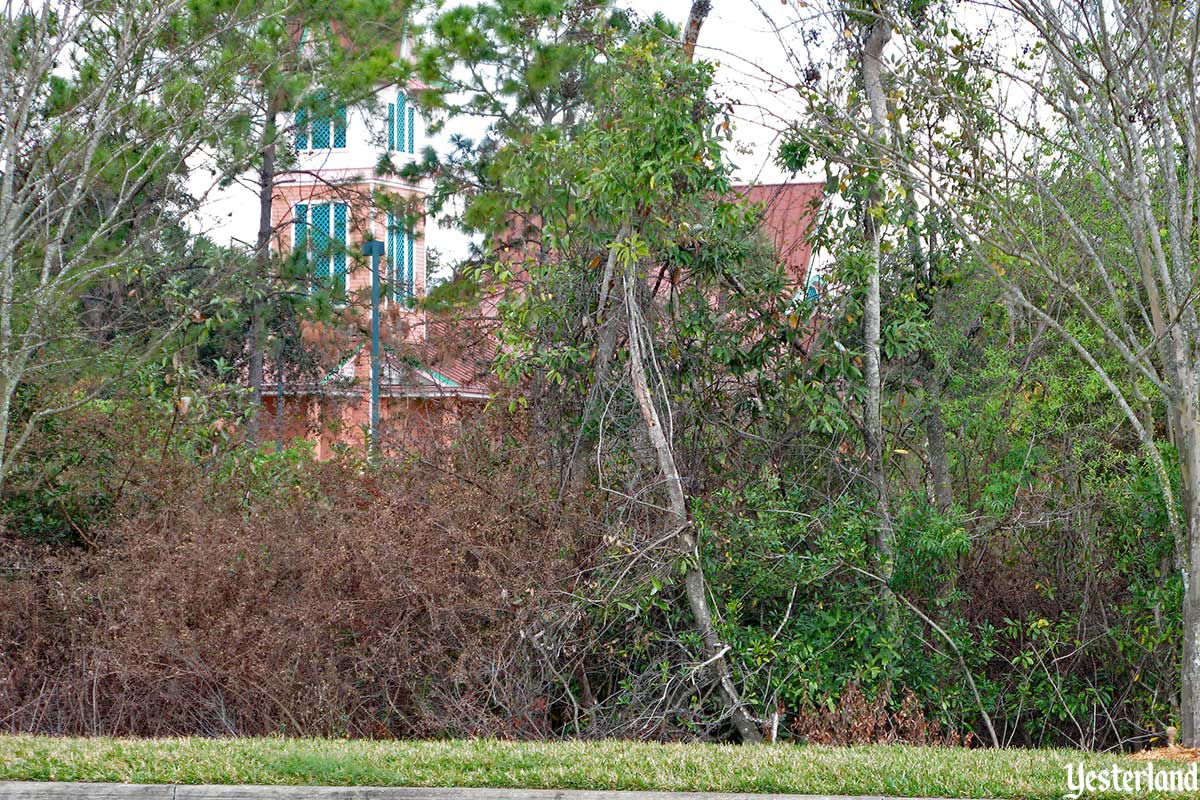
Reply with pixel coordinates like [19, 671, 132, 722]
[262, 32, 486, 457]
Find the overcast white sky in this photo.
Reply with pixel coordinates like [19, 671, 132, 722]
[195, 0, 813, 269]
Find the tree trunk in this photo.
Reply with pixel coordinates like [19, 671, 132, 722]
[623, 265, 761, 743]
[1174, 372, 1200, 744]
[276, 340, 286, 452]
[247, 96, 281, 445]
[925, 401, 953, 513]
[682, 0, 711, 62]
[247, 317, 265, 443]
[566, 222, 630, 487]
[860, 15, 898, 621]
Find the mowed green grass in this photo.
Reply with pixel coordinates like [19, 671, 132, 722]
[0, 735, 1158, 798]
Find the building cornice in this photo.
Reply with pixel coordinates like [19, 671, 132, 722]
[276, 169, 428, 195]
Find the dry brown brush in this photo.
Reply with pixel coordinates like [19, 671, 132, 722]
[0, 412, 595, 738]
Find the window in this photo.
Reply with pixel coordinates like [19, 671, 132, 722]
[387, 91, 417, 154]
[334, 107, 347, 147]
[294, 202, 348, 291]
[407, 104, 415, 153]
[387, 212, 414, 300]
[294, 94, 347, 151]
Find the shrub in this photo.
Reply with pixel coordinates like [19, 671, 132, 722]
[0, 420, 592, 738]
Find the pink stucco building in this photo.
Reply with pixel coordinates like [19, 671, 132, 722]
[258, 31, 490, 457]
[255, 26, 822, 456]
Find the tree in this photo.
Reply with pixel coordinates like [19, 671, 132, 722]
[0, 0, 277, 491]
[478, 23, 768, 739]
[414, 0, 616, 245]
[858, 3, 899, 624]
[416, 0, 781, 738]
[199, 1, 416, 441]
[769, 0, 1200, 743]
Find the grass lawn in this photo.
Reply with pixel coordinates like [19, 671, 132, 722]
[0, 735, 1167, 798]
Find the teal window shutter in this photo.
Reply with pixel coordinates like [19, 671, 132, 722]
[294, 203, 308, 256]
[311, 113, 330, 149]
[385, 213, 392, 295]
[406, 229, 415, 294]
[396, 93, 407, 153]
[387, 212, 401, 300]
[333, 203, 348, 290]
[333, 107, 347, 148]
[388, 212, 398, 299]
[310, 204, 331, 282]
[407, 106, 415, 153]
[295, 109, 308, 150]
[387, 104, 395, 150]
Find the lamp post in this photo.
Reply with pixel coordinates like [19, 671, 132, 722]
[361, 239, 385, 452]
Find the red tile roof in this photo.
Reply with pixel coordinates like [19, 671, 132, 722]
[417, 316, 498, 393]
